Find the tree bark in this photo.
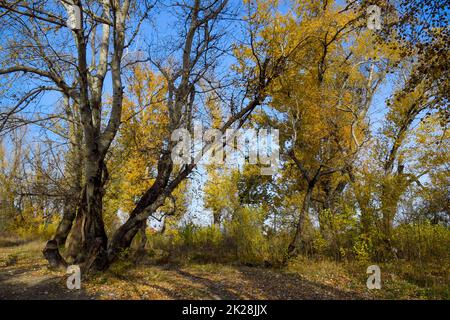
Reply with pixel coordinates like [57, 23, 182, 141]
[287, 184, 314, 258]
[53, 201, 78, 246]
[106, 152, 173, 265]
[43, 240, 68, 270]
[65, 159, 108, 269]
[43, 96, 83, 264]
[133, 220, 148, 264]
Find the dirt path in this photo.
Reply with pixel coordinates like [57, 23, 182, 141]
[0, 240, 92, 299]
[0, 267, 92, 300]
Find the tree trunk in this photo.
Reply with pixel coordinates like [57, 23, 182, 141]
[53, 201, 78, 246]
[42, 190, 81, 269]
[106, 195, 164, 266]
[287, 184, 314, 258]
[137, 221, 148, 253]
[65, 157, 108, 270]
[43, 96, 83, 264]
[45, 157, 109, 271]
[133, 220, 148, 264]
[106, 150, 174, 265]
[213, 210, 221, 227]
[43, 240, 68, 270]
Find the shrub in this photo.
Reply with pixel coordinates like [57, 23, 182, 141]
[266, 232, 291, 267]
[316, 208, 358, 260]
[193, 224, 223, 248]
[352, 234, 371, 264]
[225, 207, 268, 265]
[393, 222, 450, 262]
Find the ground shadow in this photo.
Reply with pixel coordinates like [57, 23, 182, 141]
[134, 264, 367, 300]
[0, 275, 93, 300]
[237, 266, 367, 300]
[0, 238, 33, 248]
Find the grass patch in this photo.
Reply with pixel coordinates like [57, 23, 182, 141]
[287, 256, 449, 300]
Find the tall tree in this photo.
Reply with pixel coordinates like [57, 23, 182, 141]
[251, 0, 389, 257]
[0, 0, 153, 269]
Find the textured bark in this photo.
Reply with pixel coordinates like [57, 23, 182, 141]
[53, 203, 78, 247]
[137, 221, 148, 252]
[107, 176, 171, 264]
[133, 221, 148, 264]
[54, 98, 83, 246]
[65, 160, 108, 269]
[42, 240, 68, 270]
[44, 98, 83, 266]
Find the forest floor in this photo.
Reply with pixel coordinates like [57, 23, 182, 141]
[0, 237, 448, 300]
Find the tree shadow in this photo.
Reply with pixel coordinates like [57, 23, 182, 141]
[0, 274, 94, 300]
[0, 266, 41, 281]
[111, 267, 241, 300]
[0, 261, 368, 300]
[156, 264, 367, 300]
[0, 237, 33, 248]
[175, 269, 243, 300]
[236, 267, 367, 300]
[147, 264, 365, 300]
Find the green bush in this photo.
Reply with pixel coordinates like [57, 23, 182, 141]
[352, 234, 372, 264]
[224, 207, 268, 265]
[193, 224, 223, 248]
[148, 223, 227, 264]
[316, 208, 358, 260]
[265, 232, 291, 267]
[148, 207, 273, 266]
[393, 222, 450, 262]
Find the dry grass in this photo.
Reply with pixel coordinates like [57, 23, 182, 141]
[287, 256, 450, 300]
[0, 237, 448, 300]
